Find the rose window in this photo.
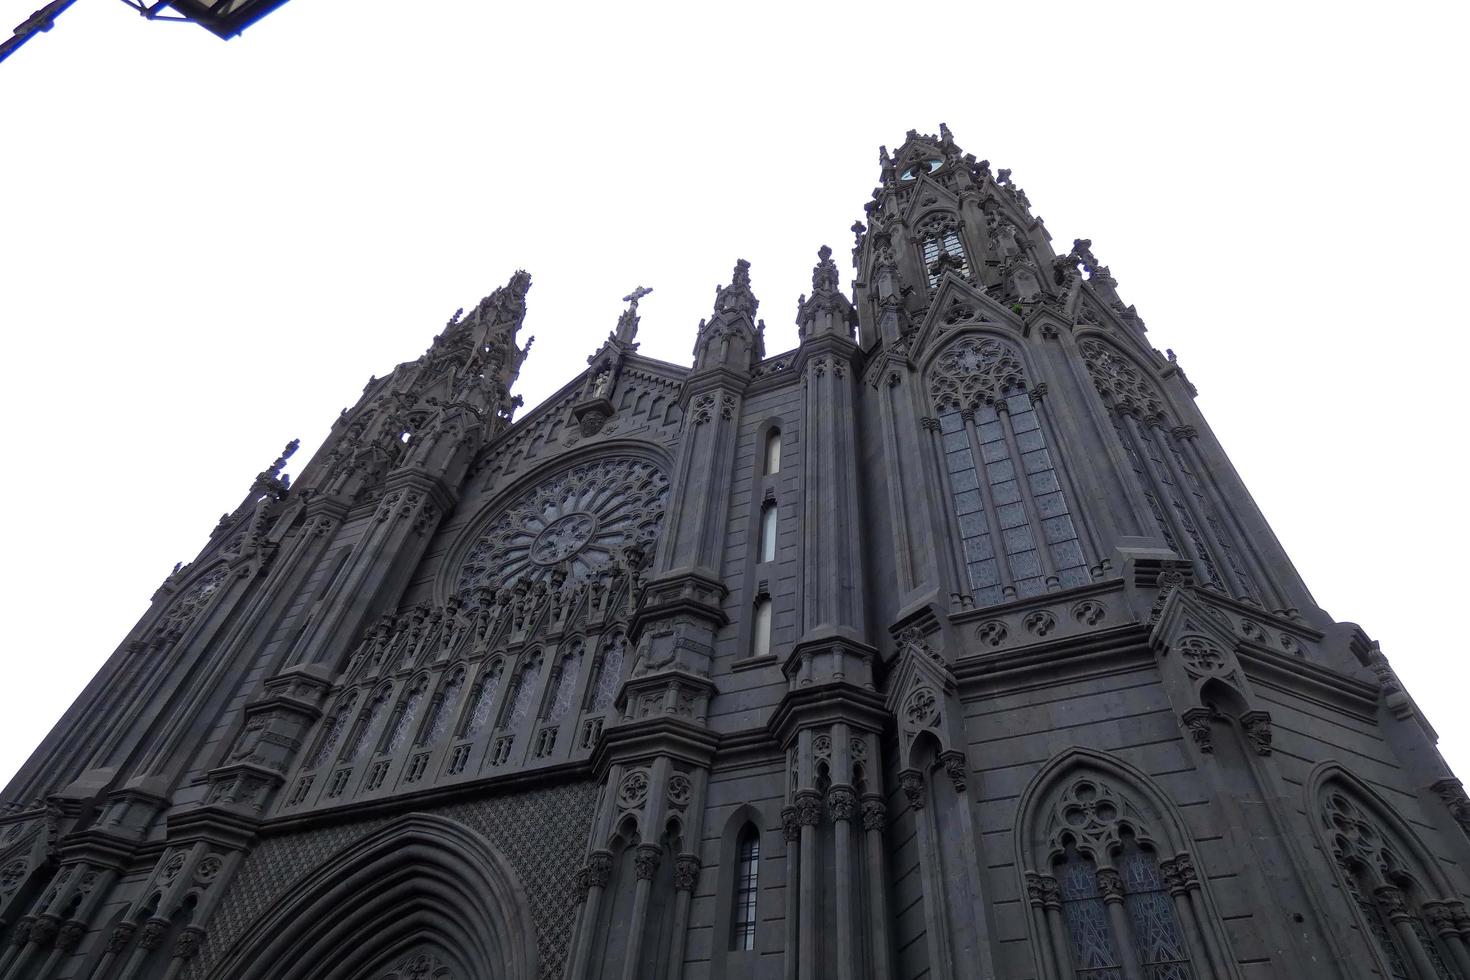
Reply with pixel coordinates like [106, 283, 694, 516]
[457, 456, 670, 594]
[530, 513, 597, 566]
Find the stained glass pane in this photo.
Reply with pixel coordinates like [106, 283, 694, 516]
[463, 663, 503, 739]
[422, 671, 465, 747]
[308, 693, 357, 769]
[344, 692, 388, 763]
[548, 654, 580, 721]
[508, 659, 541, 728]
[1346, 874, 1410, 979]
[1409, 915, 1456, 980]
[1058, 849, 1123, 980]
[385, 684, 425, 753]
[593, 635, 626, 711]
[1119, 841, 1193, 980]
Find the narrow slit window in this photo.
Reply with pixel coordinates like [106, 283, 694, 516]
[764, 429, 782, 475]
[731, 825, 761, 951]
[751, 597, 772, 659]
[759, 503, 777, 563]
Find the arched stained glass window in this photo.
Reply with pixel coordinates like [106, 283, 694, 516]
[547, 651, 580, 722]
[592, 634, 626, 713]
[343, 689, 389, 763]
[384, 681, 426, 754]
[462, 661, 503, 739]
[731, 825, 760, 951]
[507, 655, 542, 728]
[307, 692, 357, 770]
[421, 669, 465, 747]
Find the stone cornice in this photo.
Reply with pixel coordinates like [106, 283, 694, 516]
[591, 716, 722, 779]
[767, 685, 889, 748]
[678, 367, 750, 404]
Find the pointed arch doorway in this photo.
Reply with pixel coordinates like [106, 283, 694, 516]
[205, 813, 537, 980]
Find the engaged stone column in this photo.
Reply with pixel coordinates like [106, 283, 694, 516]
[664, 854, 700, 980]
[795, 791, 822, 980]
[1097, 869, 1144, 980]
[781, 806, 800, 980]
[567, 851, 612, 980]
[829, 785, 858, 980]
[861, 796, 894, 980]
[618, 845, 662, 980]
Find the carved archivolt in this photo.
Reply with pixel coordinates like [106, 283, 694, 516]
[1078, 338, 1167, 422]
[927, 334, 1028, 411]
[457, 456, 670, 595]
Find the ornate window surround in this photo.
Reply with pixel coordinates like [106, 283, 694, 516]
[1015, 748, 1238, 980]
[1309, 763, 1470, 979]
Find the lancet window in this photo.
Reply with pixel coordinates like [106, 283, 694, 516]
[927, 335, 1089, 606]
[764, 429, 782, 475]
[546, 644, 581, 722]
[306, 692, 357, 770]
[590, 632, 626, 713]
[420, 668, 465, 747]
[505, 653, 542, 729]
[461, 660, 504, 739]
[383, 678, 427, 754]
[916, 214, 971, 288]
[1079, 338, 1256, 601]
[751, 595, 773, 659]
[343, 687, 390, 763]
[1319, 777, 1469, 979]
[758, 503, 778, 563]
[731, 824, 760, 951]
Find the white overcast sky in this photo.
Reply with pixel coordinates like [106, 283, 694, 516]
[1, 1, 1467, 792]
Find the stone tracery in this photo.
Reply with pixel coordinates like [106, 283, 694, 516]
[928, 335, 1027, 411]
[1079, 338, 1167, 422]
[457, 456, 670, 595]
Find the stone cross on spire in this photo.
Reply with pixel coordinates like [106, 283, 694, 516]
[615, 285, 652, 344]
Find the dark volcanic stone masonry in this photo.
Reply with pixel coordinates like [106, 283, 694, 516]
[4, 127, 1468, 980]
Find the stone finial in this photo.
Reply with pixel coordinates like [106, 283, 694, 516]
[812, 245, 840, 294]
[713, 259, 759, 318]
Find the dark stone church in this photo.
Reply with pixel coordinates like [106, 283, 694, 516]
[3, 126, 1467, 980]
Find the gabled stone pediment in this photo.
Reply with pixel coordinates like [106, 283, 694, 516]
[901, 173, 962, 224]
[910, 274, 1022, 367]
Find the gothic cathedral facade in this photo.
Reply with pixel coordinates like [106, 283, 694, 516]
[3, 127, 1468, 980]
